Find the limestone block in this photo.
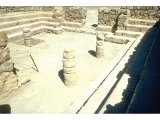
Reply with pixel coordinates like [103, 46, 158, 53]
[23, 28, 30, 33]
[0, 47, 10, 65]
[126, 26, 141, 32]
[96, 46, 104, 58]
[64, 73, 76, 86]
[0, 60, 13, 73]
[63, 58, 75, 68]
[63, 67, 75, 74]
[141, 27, 150, 33]
[63, 49, 75, 59]
[0, 32, 8, 47]
[97, 33, 105, 41]
[96, 41, 104, 46]
[148, 10, 157, 16]
[140, 6, 147, 10]
[0, 72, 18, 97]
[23, 32, 31, 37]
[24, 40, 32, 47]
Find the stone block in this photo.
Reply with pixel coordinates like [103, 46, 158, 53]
[0, 72, 18, 97]
[96, 41, 104, 46]
[63, 67, 75, 74]
[96, 45, 104, 58]
[64, 73, 76, 87]
[126, 25, 141, 32]
[0, 60, 13, 73]
[63, 48, 75, 59]
[96, 25, 112, 32]
[0, 32, 8, 47]
[141, 27, 150, 33]
[23, 28, 30, 33]
[63, 58, 75, 68]
[0, 47, 10, 65]
[97, 33, 105, 40]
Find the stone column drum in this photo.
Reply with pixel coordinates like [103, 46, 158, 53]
[23, 28, 32, 47]
[96, 33, 105, 58]
[62, 47, 76, 87]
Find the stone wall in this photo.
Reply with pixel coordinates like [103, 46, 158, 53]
[64, 7, 87, 24]
[0, 32, 18, 99]
[0, 6, 59, 14]
[98, 8, 128, 25]
[121, 6, 160, 20]
[52, 7, 65, 23]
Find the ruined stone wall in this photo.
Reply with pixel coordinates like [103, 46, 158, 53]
[98, 8, 128, 26]
[64, 7, 87, 24]
[121, 6, 160, 20]
[52, 7, 65, 23]
[0, 32, 18, 98]
[0, 6, 58, 14]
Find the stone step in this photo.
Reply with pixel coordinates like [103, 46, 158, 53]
[0, 17, 54, 29]
[62, 22, 83, 28]
[8, 26, 63, 42]
[0, 12, 53, 23]
[128, 18, 157, 26]
[0, 21, 60, 35]
[125, 24, 152, 33]
[105, 35, 135, 44]
[115, 30, 142, 38]
[96, 25, 112, 32]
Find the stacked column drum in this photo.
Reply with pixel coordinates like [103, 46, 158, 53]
[63, 47, 76, 87]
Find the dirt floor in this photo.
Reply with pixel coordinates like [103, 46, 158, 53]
[0, 32, 125, 113]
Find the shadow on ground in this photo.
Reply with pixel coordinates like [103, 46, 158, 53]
[58, 69, 65, 84]
[88, 50, 96, 57]
[0, 104, 11, 114]
[95, 20, 160, 113]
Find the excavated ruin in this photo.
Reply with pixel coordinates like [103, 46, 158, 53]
[0, 6, 160, 113]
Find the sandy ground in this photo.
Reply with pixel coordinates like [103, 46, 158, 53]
[0, 32, 125, 113]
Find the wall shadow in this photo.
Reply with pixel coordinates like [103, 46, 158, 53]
[0, 104, 11, 114]
[95, 20, 160, 113]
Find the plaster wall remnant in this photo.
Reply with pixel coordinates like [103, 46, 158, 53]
[0, 31, 18, 99]
[96, 33, 105, 58]
[63, 47, 76, 87]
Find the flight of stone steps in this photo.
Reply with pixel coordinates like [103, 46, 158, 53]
[0, 12, 63, 43]
[105, 18, 157, 44]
